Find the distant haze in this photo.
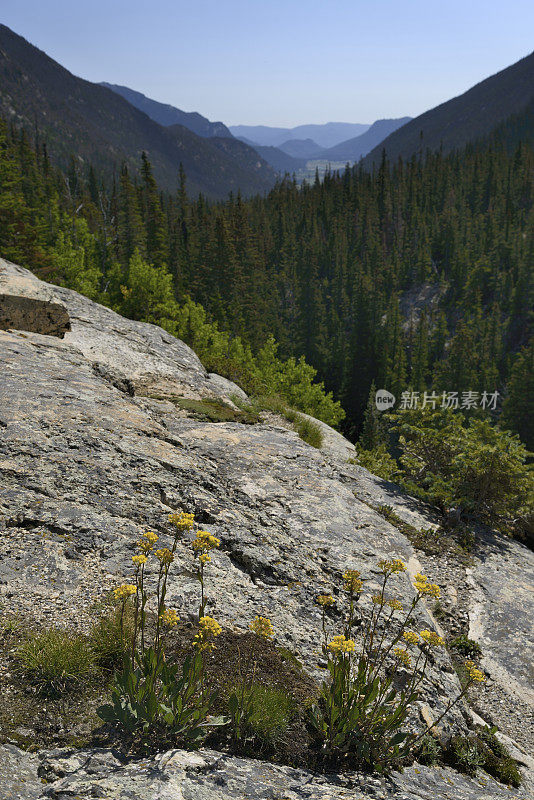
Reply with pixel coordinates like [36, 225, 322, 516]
[1, 0, 534, 126]
[229, 123, 371, 149]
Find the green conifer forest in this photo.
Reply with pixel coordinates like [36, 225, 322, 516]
[0, 117, 532, 447]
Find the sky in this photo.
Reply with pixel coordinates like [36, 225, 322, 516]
[2, 0, 534, 127]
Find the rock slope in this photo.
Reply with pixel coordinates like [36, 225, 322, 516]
[0, 258, 533, 799]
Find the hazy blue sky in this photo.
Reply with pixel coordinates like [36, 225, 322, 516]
[3, 0, 534, 126]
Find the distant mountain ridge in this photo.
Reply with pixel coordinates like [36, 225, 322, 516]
[230, 122, 370, 149]
[101, 83, 233, 139]
[102, 83, 306, 175]
[322, 117, 412, 161]
[364, 50, 534, 166]
[0, 24, 276, 198]
[278, 138, 327, 159]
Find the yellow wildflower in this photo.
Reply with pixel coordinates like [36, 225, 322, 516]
[420, 629, 445, 647]
[316, 594, 335, 607]
[343, 569, 363, 593]
[403, 630, 420, 645]
[192, 530, 220, 554]
[386, 598, 403, 611]
[394, 647, 412, 668]
[198, 553, 211, 565]
[378, 558, 407, 576]
[155, 547, 174, 565]
[328, 634, 356, 654]
[132, 554, 147, 566]
[371, 594, 384, 605]
[113, 584, 136, 600]
[413, 573, 441, 599]
[194, 615, 222, 651]
[169, 511, 195, 531]
[465, 660, 485, 682]
[160, 608, 179, 627]
[249, 616, 274, 638]
[137, 531, 159, 552]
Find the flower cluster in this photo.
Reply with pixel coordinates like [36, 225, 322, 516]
[371, 594, 383, 605]
[194, 615, 222, 651]
[169, 511, 195, 531]
[394, 647, 412, 668]
[316, 594, 335, 607]
[138, 531, 158, 552]
[155, 547, 174, 565]
[160, 608, 179, 627]
[403, 630, 420, 645]
[378, 558, 406, 576]
[328, 634, 355, 654]
[343, 570, 363, 593]
[420, 629, 445, 647]
[465, 660, 486, 682]
[386, 598, 403, 611]
[413, 573, 441, 599]
[249, 616, 274, 638]
[113, 583, 136, 600]
[132, 553, 147, 566]
[192, 530, 221, 555]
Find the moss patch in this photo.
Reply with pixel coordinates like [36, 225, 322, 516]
[144, 394, 260, 424]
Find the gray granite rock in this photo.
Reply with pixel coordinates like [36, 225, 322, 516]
[0, 260, 533, 797]
[0, 744, 42, 800]
[0, 261, 70, 338]
[34, 746, 533, 800]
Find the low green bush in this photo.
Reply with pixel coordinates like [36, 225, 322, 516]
[450, 635, 482, 657]
[387, 409, 533, 535]
[356, 445, 399, 481]
[444, 726, 521, 787]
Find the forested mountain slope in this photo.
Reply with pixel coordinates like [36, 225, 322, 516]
[323, 117, 411, 161]
[101, 83, 233, 138]
[0, 25, 276, 197]
[364, 50, 534, 165]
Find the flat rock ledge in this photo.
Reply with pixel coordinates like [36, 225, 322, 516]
[2, 744, 533, 800]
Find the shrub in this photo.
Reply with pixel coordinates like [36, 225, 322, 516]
[356, 445, 399, 481]
[172, 300, 344, 427]
[450, 635, 482, 657]
[387, 408, 533, 534]
[15, 629, 95, 695]
[444, 726, 521, 787]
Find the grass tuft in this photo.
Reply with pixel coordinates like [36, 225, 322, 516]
[15, 629, 96, 696]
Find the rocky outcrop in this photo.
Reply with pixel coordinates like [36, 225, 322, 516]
[3, 744, 527, 800]
[0, 266, 70, 338]
[0, 258, 533, 798]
